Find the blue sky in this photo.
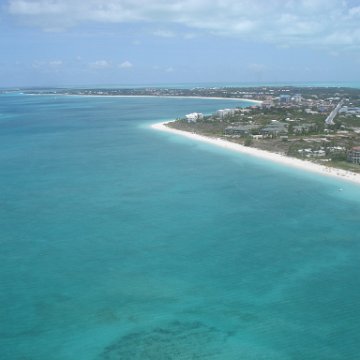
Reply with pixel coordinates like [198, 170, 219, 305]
[1, 0, 360, 87]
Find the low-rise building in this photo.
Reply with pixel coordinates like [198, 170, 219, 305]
[347, 146, 360, 164]
[298, 148, 326, 158]
[305, 109, 319, 115]
[260, 122, 288, 137]
[252, 134, 264, 140]
[340, 106, 360, 115]
[224, 125, 255, 136]
[261, 98, 274, 109]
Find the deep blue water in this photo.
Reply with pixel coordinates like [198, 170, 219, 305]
[1, 94, 360, 360]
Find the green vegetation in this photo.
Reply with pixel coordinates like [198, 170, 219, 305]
[244, 137, 253, 147]
[167, 86, 360, 173]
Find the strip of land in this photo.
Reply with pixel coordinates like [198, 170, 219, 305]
[26, 92, 262, 104]
[152, 121, 360, 185]
[19, 85, 360, 180]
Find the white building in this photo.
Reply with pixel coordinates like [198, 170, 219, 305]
[216, 108, 235, 119]
[292, 94, 302, 103]
[348, 146, 360, 164]
[185, 112, 204, 122]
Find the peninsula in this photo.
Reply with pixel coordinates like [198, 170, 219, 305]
[145, 86, 360, 183]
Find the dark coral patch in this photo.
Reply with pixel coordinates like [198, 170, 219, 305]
[97, 321, 226, 359]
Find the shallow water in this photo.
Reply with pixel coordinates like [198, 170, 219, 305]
[1, 94, 360, 359]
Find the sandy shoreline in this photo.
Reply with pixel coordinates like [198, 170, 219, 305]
[151, 121, 360, 185]
[26, 93, 262, 104]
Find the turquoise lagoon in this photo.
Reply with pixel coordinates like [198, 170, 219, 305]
[1, 94, 360, 359]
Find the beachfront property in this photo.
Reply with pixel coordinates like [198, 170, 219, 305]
[185, 112, 204, 122]
[298, 148, 326, 158]
[224, 124, 255, 136]
[260, 122, 288, 137]
[348, 146, 360, 164]
[261, 98, 274, 109]
[216, 108, 237, 119]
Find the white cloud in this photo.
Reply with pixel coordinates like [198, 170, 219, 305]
[349, 6, 360, 17]
[152, 65, 174, 72]
[89, 60, 111, 69]
[8, 0, 66, 15]
[6, 0, 360, 50]
[153, 30, 176, 38]
[32, 60, 43, 69]
[183, 33, 197, 39]
[119, 60, 133, 68]
[49, 60, 63, 66]
[32, 59, 63, 69]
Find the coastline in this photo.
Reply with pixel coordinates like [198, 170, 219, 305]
[25, 93, 262, 104]
[151, 120, 360, 185]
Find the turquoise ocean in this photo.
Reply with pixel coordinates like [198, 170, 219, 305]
[1, 93, 360, 360]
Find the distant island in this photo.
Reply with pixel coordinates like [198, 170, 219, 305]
[11, 85, 360, 177]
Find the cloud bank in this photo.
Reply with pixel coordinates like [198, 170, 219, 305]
[119, 61, 133, 68]
[6, 0, 360, 49]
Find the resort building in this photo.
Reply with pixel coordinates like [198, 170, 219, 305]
[185, 112, 204, 122]
[261, 100, 274, 109]
[292, 94, 302, 103]
[216, 108, 236, 119]
[347, 146, 360, 164]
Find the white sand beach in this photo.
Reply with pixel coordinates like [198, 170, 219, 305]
[37, 93, 262, 104]
[151, 121, 360, 185]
